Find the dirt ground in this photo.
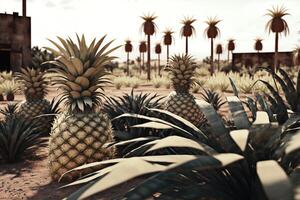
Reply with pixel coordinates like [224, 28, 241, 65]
[0, 85, 242, 200]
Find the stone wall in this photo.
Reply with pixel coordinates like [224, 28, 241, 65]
[232, 51, 293, 68]
[0, 12, 31, 71]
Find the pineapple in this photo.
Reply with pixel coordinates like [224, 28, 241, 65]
[47, 35, 119, 181]
[164, 55, 206, 127]
[16, 67, 51, 129]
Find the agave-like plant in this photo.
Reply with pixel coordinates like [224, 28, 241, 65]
[0, 105, 41, 163]
[36, 96, 63, 135]
[62, 96, 300, 199]
[294, 46, 300, 67]
[200, 88, 225, 111]
[102, 89, 164, 141]
[256, 66, 300, 124]
[0, 103, 18, 118]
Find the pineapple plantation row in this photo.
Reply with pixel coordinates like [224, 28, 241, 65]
[1, 34, 300, 200]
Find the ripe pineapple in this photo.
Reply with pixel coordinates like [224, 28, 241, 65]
[164, 54, 206, 127]
[47, 35, 118, 181]
[16, 67, 51, 130]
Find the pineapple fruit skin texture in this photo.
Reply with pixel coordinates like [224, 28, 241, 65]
[165, 55, 206, 127]
[165, 91, 205, 127]
[19, 99, 51, 129]
[49, 112, 115, 181]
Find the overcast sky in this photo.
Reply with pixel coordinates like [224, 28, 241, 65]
[1, 0, 300, 61]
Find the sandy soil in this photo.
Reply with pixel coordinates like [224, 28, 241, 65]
[0, 85, 247, 200]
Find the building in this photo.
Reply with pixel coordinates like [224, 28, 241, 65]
[232, 51, 294, 68]
[0, 0, 31, 71]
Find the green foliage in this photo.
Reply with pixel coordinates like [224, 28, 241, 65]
[102, 90, 164, 141]
[31, 46, 55, 70]
[258, 67, 300, 115]
[0, 103, 18, 118]
[0, 105, 41, 163]
[63, 88, 300, 200]
[200, 88, 225, 111]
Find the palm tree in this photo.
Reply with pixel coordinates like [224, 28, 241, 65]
[180, 17, 196, 54]
[141, 14, 157, 80]
[227, 39, 235, 66]
[125, 40, 133, 76]
[139, 41, 147, 74]
[254, 38, 263, 65]
[155, 43, 162, 77]
[163, 29, 174, 66]
[266, 6, 289, 71]
[216, 44, 223, 71]
[204, 17, 221, 74]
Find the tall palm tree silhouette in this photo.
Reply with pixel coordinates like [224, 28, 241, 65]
[216, 44, 223, 71]
[125, 40, 133, 76]
[141, 14, 157, 80]
[155, 43, 162, 77]
[163, 29, 174, 66]
[180, 17, 196, 54]
[266, 6, 289, 71]
[227, 39, 235, 66]
[204, 17, 221, 74]
[254, 38, 263, 65]
[139, 41, 147, 74]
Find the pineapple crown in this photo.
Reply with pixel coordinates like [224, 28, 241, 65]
[45, 34, 120, 113]
[166, 54, 197, 93]
[15, 67, 48, 100]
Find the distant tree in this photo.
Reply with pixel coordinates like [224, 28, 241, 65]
[204, 17, 221, 74]
[125, 40, 133, 76]
[163, 29, 174, 66]
[180, 17, 196, 54]
[266, 6, 289, 71]
[254, 38, 263, 65]
[227, 39, 235, 66]
[216, 44, 223, 71]
[155, 43, 162, 77]
[139, 41, 147, 73]
[141, 14, 157, 80]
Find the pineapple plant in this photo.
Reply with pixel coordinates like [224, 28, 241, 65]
[47, 35, 119, 181]
[164, 54, 206, 127]
[0, 80, 21, 101]
[16, 67, 51, 129]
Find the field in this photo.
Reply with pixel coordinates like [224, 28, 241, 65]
[1, 2, 300, 199]
[0, 85, 234, 200]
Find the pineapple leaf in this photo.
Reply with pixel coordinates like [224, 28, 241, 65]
[256, 160, 293, 200]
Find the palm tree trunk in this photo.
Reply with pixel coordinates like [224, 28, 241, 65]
[218, 54, 220, 71]
[127, 52, 130, 76]
[227, 50, 230, 63]
[257, 50, 260, 66]
[210, 38, 214, 75]
[274, 32, 279, 72]
[142, 53, 145, 71]
[167, 45, 169, 66]
[231, 51, 234, 68]
[147, 34, 151, 80]
[139, 52, 142, 74]
[186, 37, 188, 55]
[158, 54, 161, 77]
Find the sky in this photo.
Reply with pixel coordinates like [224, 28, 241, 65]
[1, 0, 300, 61]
